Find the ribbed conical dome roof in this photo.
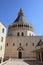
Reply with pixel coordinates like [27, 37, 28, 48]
[9, 9, 34, 32]
[13, 9, 32, 26]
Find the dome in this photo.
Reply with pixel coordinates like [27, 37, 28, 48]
[8, 9, 34, 32]
[12, 9, 32, 27]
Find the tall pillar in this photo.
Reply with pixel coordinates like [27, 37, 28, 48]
[40, 52, 42, 63]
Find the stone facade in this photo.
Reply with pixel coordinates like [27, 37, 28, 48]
[4, 36, 43, 59]
[0, 22, 6, 61]
[3, 9, 43, 62]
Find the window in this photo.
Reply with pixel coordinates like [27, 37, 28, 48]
[32, 43, 34, 46]
[2, 28, 4, 33]
[0, 46, 2, 50]
[17, 32, 19, 36]
[19, 43, 21, 46]
[18, 25, 23, 27]
[1, 37, 3, 42]
[21, 32, 24, 36]
[29, 33, 31, 36]
[7, 43, 8, 46]
[26, 43, 28, 46]
[13, 43, 15, 46]
[32, 34, 33, 36]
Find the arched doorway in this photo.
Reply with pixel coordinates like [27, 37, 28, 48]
[18, 52, 22, 59]
[17, 46, 24, 59]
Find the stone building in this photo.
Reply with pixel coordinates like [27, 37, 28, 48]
[0, 22, 6, 62]
[4, 9, 43, 62]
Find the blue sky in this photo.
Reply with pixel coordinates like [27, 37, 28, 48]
[0, 0, 43, 35]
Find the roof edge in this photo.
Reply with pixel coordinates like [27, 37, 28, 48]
[0, 22, 6, 28]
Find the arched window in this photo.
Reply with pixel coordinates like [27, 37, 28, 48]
[32, 43, 34, 46]
[19, 43, 21, 46]
[13, 43, 15, 46]
[1, 37, 3, 42]
[26, 43, 28, 46]
[2, 28, 4, 33]
[17, 32, 19, 36]
[21, 32, 24, 36]
[7, 43, 8, 46]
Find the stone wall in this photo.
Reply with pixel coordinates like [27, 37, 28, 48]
[4, 36, 43, 59]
